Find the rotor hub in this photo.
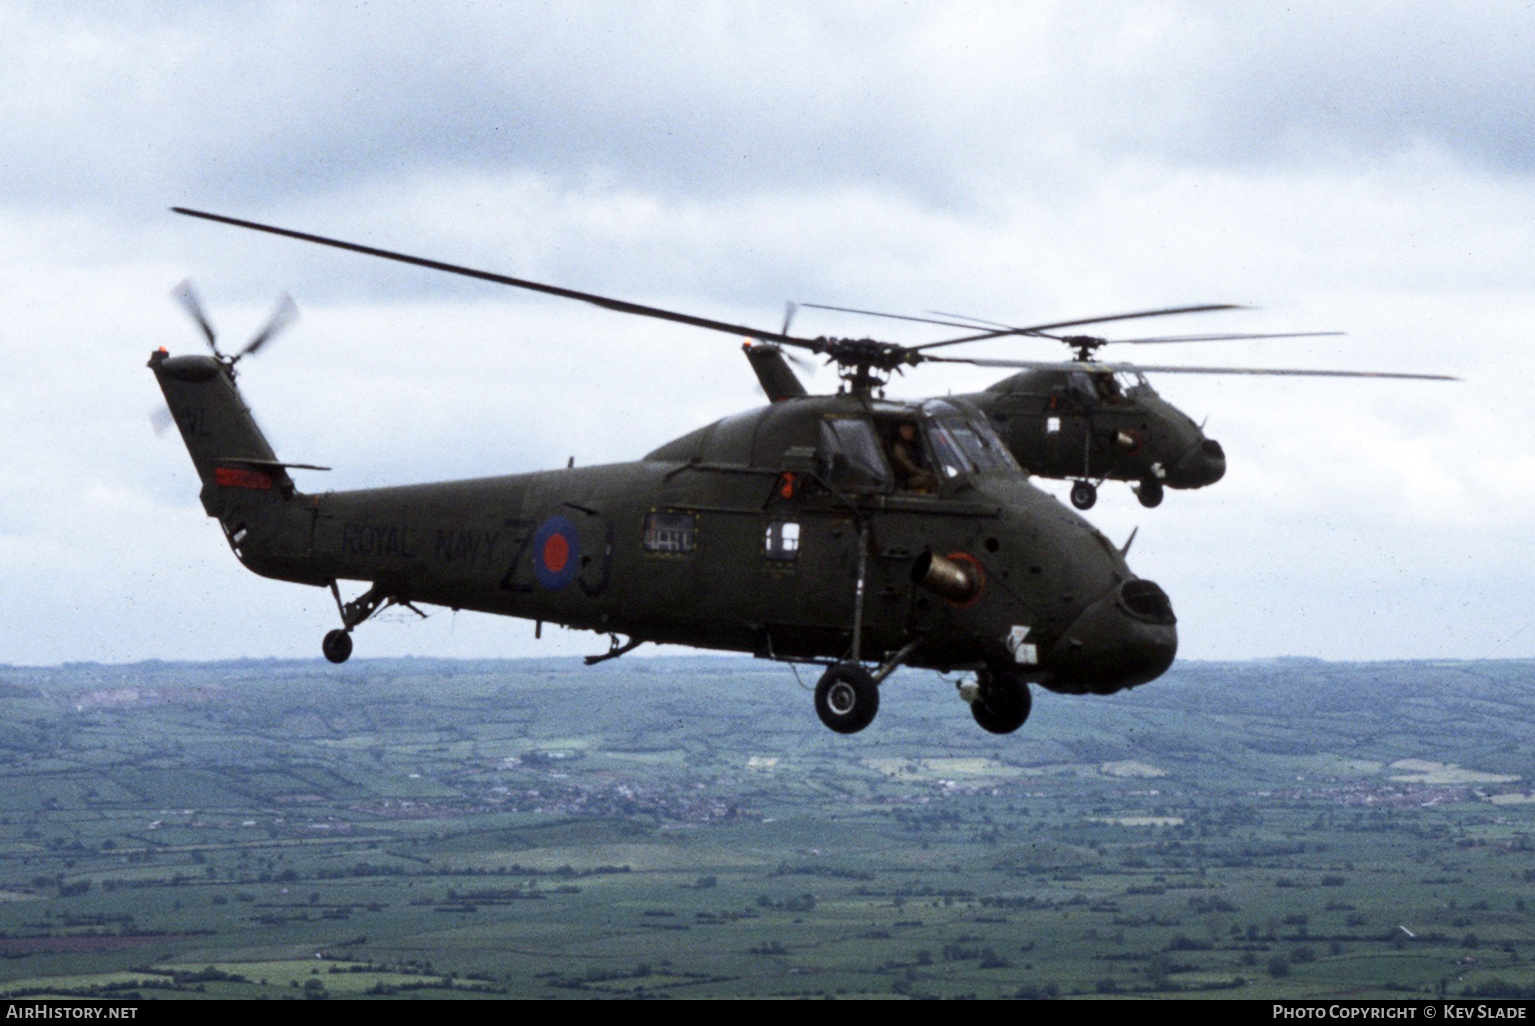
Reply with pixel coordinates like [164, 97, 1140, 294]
[813, 336, 920, 392]
[1062, 335, 1108, 362]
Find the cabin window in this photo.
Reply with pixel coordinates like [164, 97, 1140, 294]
[764, 521, 800, 561]
[819, 418, 892, 490]
[1046, 416, 1060, 434]
[642, 511, 697, 554]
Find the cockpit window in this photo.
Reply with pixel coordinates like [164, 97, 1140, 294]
[819, 417, 892, 490]
[1115, 370, 1149, 395]
[920, 400, 1021, 476]
[1067, 371, 1097, 401]
[886, 420, 937, 493]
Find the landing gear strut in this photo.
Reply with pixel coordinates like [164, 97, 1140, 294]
[814, 520, 882, 734]
[322, 580, 425, 664]
[1070, 480, 1098, 510]
[967, 669, 1032, 734]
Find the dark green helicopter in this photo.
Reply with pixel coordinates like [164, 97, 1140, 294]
[156, 208, 1180, 737]
[748, 304, 1455, 510]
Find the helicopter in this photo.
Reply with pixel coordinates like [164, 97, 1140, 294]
[743, 304, 1457, 510]
[157, 207, 1183, 738]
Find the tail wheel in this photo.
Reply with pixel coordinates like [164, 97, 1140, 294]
[814, 663, 880, 734]
[1136, 478, 1164, 508]
[1070, 481, 1097, 510]
[322, 629, 353, 664]
[971, 671, 1031, 734]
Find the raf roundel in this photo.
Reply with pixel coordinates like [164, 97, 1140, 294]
[531, 515, 581, 591]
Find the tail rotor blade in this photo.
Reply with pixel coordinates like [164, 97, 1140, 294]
[237, 293, 298, 360]
[782, 346, 816, 374]
[781, 300, 799, 337]
[150, 405, 175, 436]
[171, 279, 219, 354]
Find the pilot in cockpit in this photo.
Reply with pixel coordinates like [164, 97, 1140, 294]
[889, 421, 937, 494]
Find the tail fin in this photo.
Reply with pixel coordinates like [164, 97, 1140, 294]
[743, 342, 808, 402]
[149, 349, 297, 516]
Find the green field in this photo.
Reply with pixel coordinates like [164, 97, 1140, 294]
[0, 656, 1529, 999]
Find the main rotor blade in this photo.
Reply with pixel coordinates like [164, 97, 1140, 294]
[922, 353, 1458, 380]
[1108, 331, 1346, 345]
[920, 355, 1110, 371]
[802, 302, 989, 332]
[237, 292, 299, 359]
[913, 304, 1249, 352]
[926, 309, 1015, 330]
[1099, 363, 1457, 381]
[172, 207, 816, 351]
[1013, 304, 1252, 335]
[170, 279, 218, 352]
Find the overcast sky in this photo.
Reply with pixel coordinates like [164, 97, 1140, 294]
[1, 2, 1531, 666]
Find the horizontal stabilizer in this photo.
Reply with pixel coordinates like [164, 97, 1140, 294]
[217, 457, 331, 472]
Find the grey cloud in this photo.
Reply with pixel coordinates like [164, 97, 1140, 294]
[9, 3, 1535, 224]
[1047, 3, 1535, 173]
[3, 5, 999, 209]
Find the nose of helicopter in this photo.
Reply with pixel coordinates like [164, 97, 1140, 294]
[1169, 438, 1226, 488]
[1046, 579, 1178, 694]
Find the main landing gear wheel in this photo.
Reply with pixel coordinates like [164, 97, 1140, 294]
[970, 672, 1031, 734]
[814, 663, 880, 734]
[1070, 480, 1097, 510]
[322, 629, 353, 664]
[1136, 477, 1165, 508]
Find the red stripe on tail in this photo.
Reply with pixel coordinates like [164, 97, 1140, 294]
[214, 466, 274, 490]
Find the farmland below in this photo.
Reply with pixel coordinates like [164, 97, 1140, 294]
[0, 655, 1530, 999]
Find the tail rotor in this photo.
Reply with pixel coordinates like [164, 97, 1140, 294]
[170, 279, 298, 373]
